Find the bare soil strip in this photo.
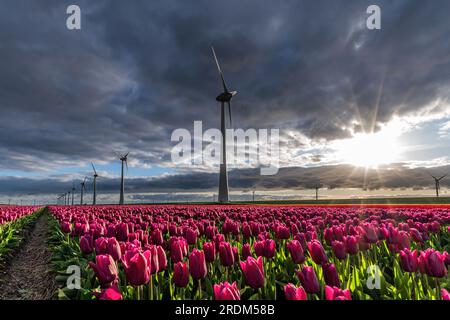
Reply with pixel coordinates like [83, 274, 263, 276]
[0, 214, 56, 300]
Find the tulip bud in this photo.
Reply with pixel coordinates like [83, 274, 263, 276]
[409, 228, 423, 243]
[296, 266, 319, 294]
[170, 237, 188, 263]
[324, 228, 334, 246]
[80, 235, 93, 255]
[325, 285, 351, 300]
[283, 283, 307, 300]
[173, 261, 189, 287]
[397, 231, 410, 250]
[307, 240, 327, 265]
[331, 241, 347, 260]
[213, 281, 241, 300]
[442, 288, 450, 301]
[275, 225, 290, 239]
[150, 229, 164, 245]
[186, 228, 198, 245]
[116, 222, 129, 241]
[240, 256, 265, 289]
[156, 245, 167, 272]
[286, 240, 305, 264]
[219, 242, 235, 267]
[189, 249, 207, 280]
[253, 239, 276, 259]
[94, 284, 122, 300]
[121, 251, 150, 286]
[203, 241, 216, 262]
[322, 263, 340, 287]
[107, 237, 122, 261]
[399, 249, 418, 273]
[242, 223, 252, 238]
[89, 254, 119, 287]
[426, 250, 447, 277]
[361, 224, 378, 243]
[60, 221, 72, 234]
[95, 237, 109, 255]
[143, 246, 159, 275]
[241, 243, 252, 260]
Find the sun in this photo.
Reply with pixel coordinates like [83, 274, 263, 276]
[333, 127, 401, 168]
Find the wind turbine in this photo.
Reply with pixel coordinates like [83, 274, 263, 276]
[71, 181, 75, 205]
[430, 173, 447, 197]
[92, 163, 98, 205]
[315, 185, 320, 201]
[80, 177, 87, 205]
[118, 152, 129, 205]
[67, 190, 71, 205]
[211, 46, 237, 203]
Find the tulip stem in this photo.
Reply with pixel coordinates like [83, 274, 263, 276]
[169, 274, 174, 299]
[136, 286, 141, 300]
[149, 275, 154, 300]
[435, 278, 440, 299]
[158, 273, 162, 300]
[198, 279, 202, 300]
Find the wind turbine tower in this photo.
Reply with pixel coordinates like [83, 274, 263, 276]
[118, 152, 129, 205]
[80, 177, 87, 205]
[431, 174, 447, 197]
[211, 46, 237, 203]
[92, 163, 98, 205]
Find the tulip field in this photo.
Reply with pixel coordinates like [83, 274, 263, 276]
[0, 206, 41, 267]
[45, 205, 450, 301]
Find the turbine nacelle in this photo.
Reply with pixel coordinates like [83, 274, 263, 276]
[216, 91, 237, 102]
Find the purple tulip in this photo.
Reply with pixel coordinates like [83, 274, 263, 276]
[284, 283, 307, 300]
[189, 249, 207, 280]
[240, 256, 265, 289]
[307, 240, 327, 265]
[325, 286, 351, 300]
[213, 281, 241, 300]
[121, 251, 150, 286]
[399, 249, 418, 273]
[296, 266, 319, 294]
[331, 241, 347, 260]
[203, 241, 216, 262]
[173, 261, 189, 287]
[323, 263, 340, 287]
[286, 240, 305, 264]
[89, 254, 119, 287]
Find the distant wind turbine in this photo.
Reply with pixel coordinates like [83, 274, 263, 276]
[315, 185, 321, 201]
[430, 173, 447, 197]
[117, 152, 129, 205]
[211, 46, 237, 203]
[71, 181, 75, 205]
[80, 177, 87, 205]
[92, 163, 99, 205]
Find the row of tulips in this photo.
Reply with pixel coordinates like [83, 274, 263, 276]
[0, 206, 42, 265]
[0, 206, 39, 225]
[48, 205, 450, 300]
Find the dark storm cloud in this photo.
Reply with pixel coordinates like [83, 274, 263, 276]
[1, 164, 449, 196]
[1, 0, 450, 181]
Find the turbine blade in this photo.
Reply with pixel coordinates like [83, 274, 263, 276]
[439, 174, 447, 180]
[211, 46, 229, 93]
[125, 159, 128, 172]
[91, 162, 97, 175]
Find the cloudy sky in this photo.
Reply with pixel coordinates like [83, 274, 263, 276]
[1, 0, 450, 203]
